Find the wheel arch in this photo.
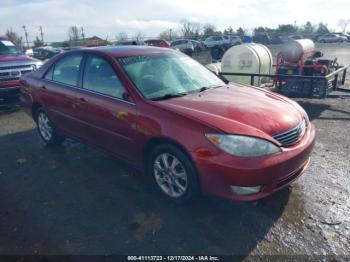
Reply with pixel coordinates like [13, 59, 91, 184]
[31, 102, 43, 119]
[143, 136, 203, 195]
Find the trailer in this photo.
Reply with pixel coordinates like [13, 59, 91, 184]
[214, 39, 348, 98]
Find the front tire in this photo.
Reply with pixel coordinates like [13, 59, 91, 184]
[35, 108, 64, 146]
[147, 143, 200, 203]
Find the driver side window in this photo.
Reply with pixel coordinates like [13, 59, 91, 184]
[82, 55, 126, 99]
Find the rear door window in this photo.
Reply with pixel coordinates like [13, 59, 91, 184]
[52, 54, 83, 86]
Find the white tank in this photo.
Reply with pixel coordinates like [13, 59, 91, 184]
[221, 43, 273, 86]
[281, 39, 315, 63]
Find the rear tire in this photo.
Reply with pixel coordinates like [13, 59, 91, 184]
[35, 108, 65, 146]
[146, 143, 200, 203]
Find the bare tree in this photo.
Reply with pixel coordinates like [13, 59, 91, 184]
[134, 32, 145, 42]
[68, 26, 80, 41]
[202, 24, 217, 37]
[159, 29, 178, 41]
[337, 19, 350, 33]
[116, 32, 128, 42]
[180, 20, 201, 38]
[5, 28, 23, 47]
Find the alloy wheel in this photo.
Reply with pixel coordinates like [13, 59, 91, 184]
[38, 112, 53, 142]
[153, 153, 188, 198]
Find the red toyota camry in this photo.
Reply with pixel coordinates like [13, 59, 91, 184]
[20, 46, 316, 202]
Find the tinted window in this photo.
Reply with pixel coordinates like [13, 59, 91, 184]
[83, 55, 125, 99]
[213, 36, 222, 41]
[52, 54, 82, 86]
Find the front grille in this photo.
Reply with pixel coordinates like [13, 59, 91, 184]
[0, 72, 10, 77]
[0, 64, 33, 71]
[0, 77, 20, 82]
[0, 64, 34, 84]
[273, 119, 307, 147]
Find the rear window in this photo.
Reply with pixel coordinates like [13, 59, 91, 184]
[52, 54, 83, 86]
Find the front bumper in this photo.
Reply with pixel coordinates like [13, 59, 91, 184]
[192, 124, 316, 201]
[0, 80, 21, 99]
[0, 86, 20, 99]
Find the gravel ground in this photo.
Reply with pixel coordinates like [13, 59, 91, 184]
[0, 43, 349, 257]
[0, 93, 349, 257]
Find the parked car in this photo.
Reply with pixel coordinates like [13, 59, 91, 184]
[203, 36, 224, 48]
[33, 47, 62, 62]
[25, 48, 34, 56]
[317, 34, 347, 43]
[241, 35, 253, 43]
[20, 46, 316, 202]
[270, 36, 283, 45]
[189, 40, 206, 52]
[252, 34, 271, 44]
[0, 37, 42, 100]
[170, 39, 194, 56]
[144, 39, 170, 48]
[335, 32, 350, 41]
[225, 35, 242, 46]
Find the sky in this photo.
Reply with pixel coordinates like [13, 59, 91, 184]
[0, 0, 349, 42]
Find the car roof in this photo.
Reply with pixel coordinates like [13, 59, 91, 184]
[69, 45, 174, 57]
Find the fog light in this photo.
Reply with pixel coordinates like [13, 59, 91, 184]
[230, 185, 261, 195]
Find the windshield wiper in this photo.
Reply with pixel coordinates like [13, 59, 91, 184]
[151, 92, 187, 101]
[198, 85, 223, 92]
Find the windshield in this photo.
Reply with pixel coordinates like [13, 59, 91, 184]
[0, 40, 21, 55]
[117, 52, 224, 100]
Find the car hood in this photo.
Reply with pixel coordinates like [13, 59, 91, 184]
[0, 54, 38, 63]
[158, 84, 304, 139]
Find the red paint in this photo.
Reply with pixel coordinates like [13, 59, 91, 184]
[20, 46, 316, 201]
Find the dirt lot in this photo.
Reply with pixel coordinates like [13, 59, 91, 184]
[0, 43, 349, 257]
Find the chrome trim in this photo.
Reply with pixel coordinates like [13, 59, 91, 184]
[0, 60, 41, 69]
[273, 119, 307, 147]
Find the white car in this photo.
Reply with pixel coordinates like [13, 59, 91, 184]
[170, 39, 194, 56]
[226, 35, 242, 46]
[317, 34, 348, 43]
[204, 36, 225, 48]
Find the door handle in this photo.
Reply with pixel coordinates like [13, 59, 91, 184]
[41, 85, 46, 89]
[79, 97, 86, 102]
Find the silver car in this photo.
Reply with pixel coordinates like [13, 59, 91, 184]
[317, 34, 348, 43]
[170, 39, 194, 56]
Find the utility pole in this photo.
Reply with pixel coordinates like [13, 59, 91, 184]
[81, 27, 85, 39]
[169, 29, 172, 41]
[39, 26, 44, 43]
[22, 25, 29, 48]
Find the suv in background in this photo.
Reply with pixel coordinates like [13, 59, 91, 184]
[171, 39, 194, 56]
[0, 37, 42, 100]
[252, 34, 271, 44]
[204, 36, 224, 48]
[317, 34, 348, 43]
[225, 35, 242, 46]
[33, 47, 62, 62]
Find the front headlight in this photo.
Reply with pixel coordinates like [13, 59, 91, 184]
[205, 134, 280, 157]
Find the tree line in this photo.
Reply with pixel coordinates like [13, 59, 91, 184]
[2, 19, 349, 48]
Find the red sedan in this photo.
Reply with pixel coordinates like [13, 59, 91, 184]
[20, 46, 316, 202]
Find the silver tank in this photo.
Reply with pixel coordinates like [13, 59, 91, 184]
[281, 39, 315, 63]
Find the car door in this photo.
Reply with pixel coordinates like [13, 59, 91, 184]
[73, 53, 138, 162]
[39, 53, 84, 136]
